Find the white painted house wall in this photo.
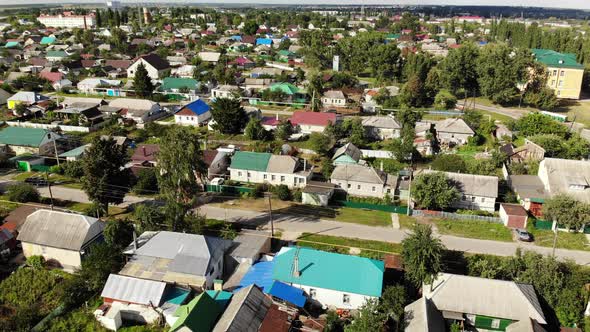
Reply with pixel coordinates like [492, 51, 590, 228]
[453, 194, 496, 212]
[297, 124, 327, 134]
[286, 282, 376, 309]
[174, 113, 210, 126]
[330, 179, 392, 199]
[321, 97, 346, 107]
[127, 59, 161, 80]
[22, 242, 82, 272]
[229, 169, 309, 189]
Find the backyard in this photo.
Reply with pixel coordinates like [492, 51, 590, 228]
[433, 218, 514, 242]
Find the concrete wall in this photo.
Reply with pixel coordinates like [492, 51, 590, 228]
[437, 132, 473, 145]
[174, 113, 210, 126]
[365, 127, 400, 140]
[287, 282, 377, 310]
[229, 168, 310, 189]
[330, 179, 392, 199]
[22, 242, 81, 272]
[453, 195, 496, 212]
[546, 67, 583, 99]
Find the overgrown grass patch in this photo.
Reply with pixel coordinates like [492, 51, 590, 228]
[297, 232, 402, 259]
[434, 218, 513, 242]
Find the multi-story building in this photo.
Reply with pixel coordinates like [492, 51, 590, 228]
[38, 13, 96, 29]
[532, 49, 584, 99]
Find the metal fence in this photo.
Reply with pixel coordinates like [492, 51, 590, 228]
[205, 184, 254, 195]
[533, 219, 553, 230]
[411, 209, 502, 223]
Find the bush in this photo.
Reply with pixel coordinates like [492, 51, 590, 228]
[434, 89, 457, 110]
[132, 168, 159, 195]
[84, 202, 105, 218]
[7, 183, 40, 203]
[26, 255, 45, 269]
[275, 185, 291, 201]
[292, 189, 302, 202]
[250, 183, 268, 198]
[62, 161, 84, 178]
[49, 165, 63, 174]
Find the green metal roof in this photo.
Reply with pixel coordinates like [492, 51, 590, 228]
[0, 127, 49, 147]
[46, 50, 68, 58]
[277, 50, 294, 56]
[169, 292, 223, 332]
[230, 151, 271, 172]
[386, 33, 401, 39]
[160, 77, 199, 91]
[272, 247, 385, 297]
[40, 37, 56, 45]
[532, 49, 584, 69]
[58, 144, 89, 158]
[270, 82, 299, 95]
[4, 41, 19, 48]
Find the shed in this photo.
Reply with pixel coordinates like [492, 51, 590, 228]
[302, 181, 336, 207]
[212, 284, 272, 332]
[229, 231, 271, 265]
[101, 274, 167, 306]
[500, 204, 528, 229]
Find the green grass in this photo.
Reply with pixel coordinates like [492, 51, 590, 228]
[555, 100, 590, 127]
[332, 207, 391, 227]
[528, 227, 590, 251]
[434, 218, 514, 242]
[63, 202, 127, 216]
[398, 214, 416, 229]
[297, 232, 401, 259]
[475, 109, 515, 124]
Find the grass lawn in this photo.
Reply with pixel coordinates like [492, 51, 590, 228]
[297, 232, 402, 259]
[398, 214, 416, 229]
[475, 109, 515, 124]
[434, 218, 514, 242]
[63, 201, 127, 216]
[555, 100, 590, 127]
[213, 197, 295, 212]
[528, 228, 590, 251]
[331, 207, 391, 227]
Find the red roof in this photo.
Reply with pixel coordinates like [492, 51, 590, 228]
[289, 111, 336, 127]
[229, 56, 253, 66]
[261, 116, 280, 127]
[39, 71, 63, 83]
[131, 144, 160, 162]
[501, 203, 528, 216]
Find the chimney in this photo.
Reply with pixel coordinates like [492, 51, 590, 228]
[303, 158, 307, 171]
[142, 146, 146, 156]
[293, 251, 300, 278]
[132, 231, 137, 251]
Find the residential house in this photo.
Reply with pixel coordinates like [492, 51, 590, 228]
[204, 150, 230, 179]
[0, 127, 60, 155]
[269, 82, 306, 103]
[228, 151, 313, 189]
[104, 59, 132, 78]
[127, 53, 170, 80]
[54, 103, 104, 126]
[404, 273, 546, 331]
[332, 143, 361, 165]
[321, 90, 346, 107]
[211, 85, 240, 99]
[532, 48, 584, 99]
[538, 158, 590, 204]
[174, 98, 211, 126]
[0, 88, 11, 105]
[289, 111, 339, 134]
[330, 163, 397, 199]
[17, 210, 104, 272]
[58, 144, 90, 162]
[415, 170, 499, 212]
[228, 56, 255, 69]
[120, 231, 232, 288]
[45, 50, 68, 62]
[168, 291, 224, 332]
[77, 78, 122, 95]
[501, 139, 545, 164]
[272, 247, 384, 309]
[109, 98, 164, 124]
[131, 144, 159, 169]
[434, 118, 475, 146]
[212, 284, 272, 332]
[362, 116, 402, 140]
[160, 77, 200, 99]
[7, 91, 48, 110]
[245, 78, 275, 91]
[197, 51, 221, 64]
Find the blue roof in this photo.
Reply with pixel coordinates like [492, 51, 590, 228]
[256, 38, 273, 45]
[205, 290, 233, 308]
[239, 260, 274, 292]
[230, 35, 242, 41]
[182, 99, 210, 116]
[267, 281, 306, 307]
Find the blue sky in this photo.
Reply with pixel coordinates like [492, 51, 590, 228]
[3, 0, 590, 10]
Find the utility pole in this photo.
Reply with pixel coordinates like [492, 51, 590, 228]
[552, 219, 558, 257]
[267, 193, 274, 238]
[46, 171, 54, 210]
[52, 136, 60, 166]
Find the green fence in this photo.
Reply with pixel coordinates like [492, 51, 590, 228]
[334, 200, 408, 214]
[205, 184, 254, 196]
[534, 219, 553, 230]
[31, 165, 51, 172]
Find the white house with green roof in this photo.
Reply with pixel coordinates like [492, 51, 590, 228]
[272, 247, 384, 309]
[532, 48, 584, 99]
[0, 126, 60, 155]
[228, 151, 313, 189]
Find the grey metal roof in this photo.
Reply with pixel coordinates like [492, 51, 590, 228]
[100, 274, 167, 306]
[361, 116, 402, 130]
[331, 164, 387, 185]
[229, 231, 271, 261]
[508, 175, 548, 200]
[332, 143, 361, 163]
[416, 170, 499, 198]
[212, 284, 272, 332]
[266, 155, 298, 174]
[404, 297, 445, 332]
[17, 209, 104, 251]
[540, 158, 590, 203]
[434, 118, 475, 135]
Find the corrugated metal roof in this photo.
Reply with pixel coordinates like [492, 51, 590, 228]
[17, 210, 103, 251]
[100, 274, 167, 306]
[267, 281, 306, 307]
[170, 292, 224, 332]
[239, 261, 275, 291]
[0, 127, 50, 148]
[212, 285, 272, 332]
[230, 151, 271, 172]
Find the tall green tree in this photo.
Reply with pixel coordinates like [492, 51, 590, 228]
[543, 194, 590, 231]
[399, 75, 427, 108]
[210, 97, 248, 134]
[402, 224, 446, 288]
[440, 43, 480, 98]
[81, 137, 130, 215]
[244, 117, 267, 141]
[133, 63, 154, 98]
[477, 44, 521, 104]
[412, 172, 460, 210]
[156, 126, 207, 231]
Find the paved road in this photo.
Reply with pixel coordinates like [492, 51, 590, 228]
[460, 100, 529, 120]
[199, 204, 590, 265]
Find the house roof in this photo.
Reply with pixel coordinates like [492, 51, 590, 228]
[331, 163, 389, 185]
[332, 143, 361, 163]
[230, 151, 272, 172]
[501, 203, 528, 216]
[212, 284, 272, 332]
[131, 144, 159, 162]
[160, 77, 199, 91]
[362, 116, 402, 129]
[58, 144, 89, 158]
[416, 170, 499, 198]
[100, 274, 167, 306]
[539, 158, 590, 203]
[532, 49, 584, 70]
[170, 292, 224, 332]
[17, 210, 104, 251]
[289, 111, 336, 127]
[8, 91, 44, 103]
[266, 155, 298, 174]
[272, 247, 384, 297]
[39, 71, 63, 83]
[136, 53, 170, 70]
[46, 50, 67, 58]
[256, 38, 273, 45]
[323, 90, 345, 99]
[109, 98, 157, 111]
[197, 51, 221, 62]
[105, 59, 132, 69]
[40, 36, 56, 45]
[404, 297, 445, 332]
[177, 98, 210, 116]
[434, 118, 475, 135]
[0, 127, 50, 147]
[424, 273, 546, 324]
[270, 82, 299, 95]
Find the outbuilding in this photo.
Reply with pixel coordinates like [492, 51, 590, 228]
[500, 203, 528, 229]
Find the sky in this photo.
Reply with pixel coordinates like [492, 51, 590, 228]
[2, 0, 590, 10]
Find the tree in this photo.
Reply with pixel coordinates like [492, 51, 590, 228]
[402, 224, 445, 287]
[345, 299, 386, 332]
[243, 20, 258, 35]
[440, 43, 479, 98]
[307, 132, 332, 156]
[434, 89, 457, 110]
[389, 108, 422, 162]
[103, 219, 134, 249]
[7, 183, 40, 203]
[156, 126, 206, 231]
[514, 112, 568, 138]
[321, 158, 335, 180]
[431, 154, 467, 173]
[132, 168, 159, 195]
[132, 203, 165, 233]
[543, 194, 590, 231]
[412, 172, 460, 210]
[81, 137, 130, 215]
[210, 97, 248, 134]
[477, 44, 520, 104]
[399, 75, 426, 108]
[347, 117, 366, 147]
[275, 185, 291, 201]
[275, 120, 293, 141]
[244, 117, 267, 141]
[133, 63, 154, 98]
[380, 285, 407, 331]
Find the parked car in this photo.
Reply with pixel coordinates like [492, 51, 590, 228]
[515, 229, 532, 242]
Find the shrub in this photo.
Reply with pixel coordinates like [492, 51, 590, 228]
[49, 165, 63, 174]
[250, 183, 267, 198]
[26, 255, 45, 269]
[275, 185, 291, 201]
[434, 89, 457, 110]
[132, 168, 159, 195]
[292, 189, 302, 202]
[62, 161, 84, 178]
[7, 184, 40, 203]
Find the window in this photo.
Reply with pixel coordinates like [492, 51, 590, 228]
[491, 319, 500, 329]
[247, 172, 251, 178]
[387, 189, 391, 194]
[462, 195, 466, 201]
[263, 174, 267, 180]
[299, 178, 304, 183]
[238, 171, 242, 177]
[309, 288, 317, 299]
[560, 70, 565, 77]
[372, 186, 376, 192]
[559, 80, 564, 87]
[552, 69, 557, 76]
[357, 185, 361, 190]
[551, 80, 556, 86]
[481, 197, 485, 203]
[471, 196, 475, 202]
[347, 184, 351, 189]
[342, 294, 350, 305]
[280, 176, 285, 182]
[271, 175, 276, 181]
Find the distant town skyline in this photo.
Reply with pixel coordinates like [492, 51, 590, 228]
[2, 0, 590, 11]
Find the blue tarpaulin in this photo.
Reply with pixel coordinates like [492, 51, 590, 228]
[238, 261, 274, 292]
[266, 281, 306, 307]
